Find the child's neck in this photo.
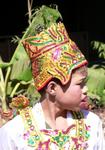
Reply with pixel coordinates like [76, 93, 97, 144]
[41, 99, 68, 130]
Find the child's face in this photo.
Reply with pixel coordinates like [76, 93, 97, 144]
[55, 66, 88, 111]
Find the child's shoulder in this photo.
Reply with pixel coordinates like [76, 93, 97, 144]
[82, 109, 102, 122]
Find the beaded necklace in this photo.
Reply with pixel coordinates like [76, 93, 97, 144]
[19, 106, 90, 150]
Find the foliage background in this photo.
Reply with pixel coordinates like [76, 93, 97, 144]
[0, 0, 105, 126]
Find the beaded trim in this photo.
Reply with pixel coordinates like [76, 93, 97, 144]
[19, 107, 90, 149]
[22, 22, 87, 90]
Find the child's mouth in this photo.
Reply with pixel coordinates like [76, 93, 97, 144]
[79, 96, 89, 109]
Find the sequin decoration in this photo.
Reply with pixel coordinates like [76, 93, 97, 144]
[19, 107, 90, 150]
[22, 22, 87, 90]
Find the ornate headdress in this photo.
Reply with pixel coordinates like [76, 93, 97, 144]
[22, 5, 87, 91]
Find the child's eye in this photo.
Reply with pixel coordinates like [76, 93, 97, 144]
[76, 78, 87, 86]
[76, 81, 86, 87]
[81, 78, 87, 85]
[84, 78, 88, 83]
[76, 82, 82, 85]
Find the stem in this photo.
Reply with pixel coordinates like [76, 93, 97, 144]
[0, 68, 5, 97]
[0, 68, 7, 111]
[2, 67, 11, 111]
[27, 0, 33, 24]
[2, 97, 7, 112]
[0, 68, 4, 83]
[10, 82, 21, 98]
[4, 66, 11, 92]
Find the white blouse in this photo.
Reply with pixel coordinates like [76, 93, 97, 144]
[0, 102, 104, 150]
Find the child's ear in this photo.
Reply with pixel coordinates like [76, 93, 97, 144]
[46, 81, 58, 96]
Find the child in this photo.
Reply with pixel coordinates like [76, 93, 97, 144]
[0, 5, 104, 150]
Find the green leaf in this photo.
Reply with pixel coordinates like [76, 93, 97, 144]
[9, 44, 32, 81]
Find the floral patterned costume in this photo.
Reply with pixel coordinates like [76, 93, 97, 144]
[0, 102, 104, 150]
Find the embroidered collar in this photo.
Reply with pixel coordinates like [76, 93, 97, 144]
[19, 104, 90, 149]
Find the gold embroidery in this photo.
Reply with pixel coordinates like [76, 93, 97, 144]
[19, 107, 90, 149]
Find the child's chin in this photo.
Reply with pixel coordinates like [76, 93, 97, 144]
[70, 102, 89, 112]
[70, 107, 81, 112]
[79, 102, 89, 110]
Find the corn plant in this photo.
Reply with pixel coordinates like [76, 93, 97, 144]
[0, 5, 62, 124]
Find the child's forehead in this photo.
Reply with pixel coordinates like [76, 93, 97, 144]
[72, 66, 88, 77]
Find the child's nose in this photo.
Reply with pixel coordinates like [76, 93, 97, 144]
[82, 85, 88, 94]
